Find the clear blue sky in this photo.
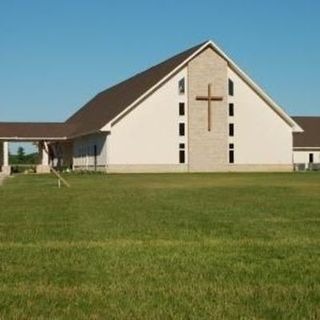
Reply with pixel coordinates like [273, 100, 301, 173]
[0, 0, 319, 125]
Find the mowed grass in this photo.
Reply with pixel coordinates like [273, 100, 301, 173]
[0, 173, 320, 319]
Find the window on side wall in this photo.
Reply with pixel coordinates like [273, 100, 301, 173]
[309, 153, 314, 163]
[229, 150, 234, 164]
[228, 79, 234, 96]
[179, 102, 185, 116]
[229, 123, 234, 137]
[229, 144, 234, 164]
[179, 143, 185, 164]
[179, 150, 185, 164]
[179, 123, 185, 136]
[229, 103, 234, 116]
[178, 78, 185, 94]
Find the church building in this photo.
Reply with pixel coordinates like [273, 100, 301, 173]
[0, 40, 306, 174]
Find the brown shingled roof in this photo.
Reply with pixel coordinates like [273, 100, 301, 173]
[0, 41, 206, 139]
[0, 123, 67, 140]
[293, 117, 320, 148]
[65, 41, 207, 136]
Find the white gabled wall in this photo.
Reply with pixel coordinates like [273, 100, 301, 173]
[108, 68, 187, 165]
[228, 67, 293, 165]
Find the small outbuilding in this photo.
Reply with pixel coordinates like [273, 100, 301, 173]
[293, 117, 320, 170]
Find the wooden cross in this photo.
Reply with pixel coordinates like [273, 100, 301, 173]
[196, 83, 223, 131]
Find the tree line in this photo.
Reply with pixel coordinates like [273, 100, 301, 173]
[9, 147, 39, 165]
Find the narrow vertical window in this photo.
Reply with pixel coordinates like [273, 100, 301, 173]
[179, 123, 185, 136]
[179, 102, 185, 116]
[309, 153, 314, 163]
[229, 123, 234, 137]
[228, 79, 234, 96]
[229, 150, 234, 164]
[229, 143, 234, 164]
[178, 78, 185, 94]
[179, 150, 185, 163]
[229, 103, 234, 116]
[179, 143, 185, 164]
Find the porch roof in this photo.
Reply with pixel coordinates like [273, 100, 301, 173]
[0, 122, 68, 141]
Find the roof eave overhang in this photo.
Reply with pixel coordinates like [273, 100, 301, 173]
[0, 128, 113, 141]
[293, 147, 320, 150]
[67, 128, 110, 140]
[0, 136, 67, 141]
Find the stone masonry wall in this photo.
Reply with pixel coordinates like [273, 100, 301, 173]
[187, 47, 229, 171]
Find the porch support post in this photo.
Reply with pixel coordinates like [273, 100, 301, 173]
[42, 144, 49, 166]
[2, 141, 11, 175]
[36, 141, 51, 174]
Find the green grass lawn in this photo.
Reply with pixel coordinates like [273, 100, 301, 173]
[0, 173, 319, 319]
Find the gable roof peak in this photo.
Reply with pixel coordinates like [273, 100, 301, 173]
[65, 39, 302, 137]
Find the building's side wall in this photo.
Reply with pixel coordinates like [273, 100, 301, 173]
[293, 150, 320, 164]
[73, 133, 107, 170]
[228, 67, 293, 166]
[61, 141, 73, 168]
[108, 68, 188, 167]
[188, 47, 228, 172]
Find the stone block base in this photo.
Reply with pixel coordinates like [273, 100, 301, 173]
[36, 165, 51, 174]
[72, 163, 294, 174]
[106, 164, 188, 173]
[106, 164, 293, 173]
[227, 164, 294, 172]
[1, 165, 11, 175]
[189, 164, 293, 172]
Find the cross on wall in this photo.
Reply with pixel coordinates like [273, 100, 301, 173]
[196, 83, 223, 131]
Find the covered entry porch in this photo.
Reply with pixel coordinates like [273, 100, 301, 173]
[0, 140, 52, 175]
[0, 122, 69, 175]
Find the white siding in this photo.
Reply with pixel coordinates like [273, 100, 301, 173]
[294, 150, 320, 164]
[228, 68, 293, 165]
[73, 133, 107, 168]
[108, 68, 188, 165]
